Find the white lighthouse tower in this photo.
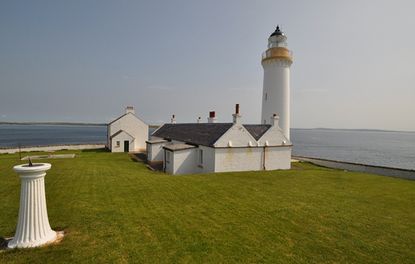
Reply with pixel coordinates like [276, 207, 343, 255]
[261, 26, 293, 139]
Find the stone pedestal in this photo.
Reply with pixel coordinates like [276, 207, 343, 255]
[8, 163, 57, 248]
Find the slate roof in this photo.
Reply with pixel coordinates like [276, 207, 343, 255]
[243, 124, 272, 140]
[153, 123, 233, 147]
[146, 138, 168, 144]
[152, 123, 272, 147]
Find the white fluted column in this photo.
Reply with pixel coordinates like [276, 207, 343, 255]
[8, 163, 57, 248]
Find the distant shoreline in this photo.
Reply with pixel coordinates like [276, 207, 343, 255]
[0, 122, 412, 133]
[0, 143, 106, 154]
[0, 122, 161, 129]
[293, 127, 415, 133]
[0, 121, 107, 126]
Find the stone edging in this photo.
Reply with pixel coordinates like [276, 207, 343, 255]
[293, 156, 415, 180]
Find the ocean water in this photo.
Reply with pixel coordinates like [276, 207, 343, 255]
[0, 124, 107, 148]
[1, 125, 414, 170]
[292, 129, 415, 170]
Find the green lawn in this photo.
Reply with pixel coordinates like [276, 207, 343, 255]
[0, 150, 414, 263]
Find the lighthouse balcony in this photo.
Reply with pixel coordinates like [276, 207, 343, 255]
[262, 47, 293, 63]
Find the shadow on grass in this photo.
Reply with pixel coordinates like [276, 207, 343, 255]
[81, 148, 109, 153]
[130, 157, 140, 163]
[130, 153, 146, 163]
[0, 236, 8, 249]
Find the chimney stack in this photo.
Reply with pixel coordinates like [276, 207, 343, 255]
[208, 111, 217, 123]
[171, 114, 176, 124]
[125, 106, 135, 114]
[271, 113, 279, 127]
[232, 104, 241, 124]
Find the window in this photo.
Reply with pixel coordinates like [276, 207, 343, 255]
[116, 141, 120, 147]
[265, 93, 267, 101]
[166, 151, 171, 164]
[198, 149, 203, 165]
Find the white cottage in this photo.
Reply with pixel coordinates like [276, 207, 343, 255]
[146, 105, 291, 175]
[107, 106, 149, 152]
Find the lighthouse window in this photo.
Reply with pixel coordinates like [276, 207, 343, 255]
[265, 93, 268, 101]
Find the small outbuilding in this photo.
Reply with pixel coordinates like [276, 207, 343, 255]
[147, 104, 292, 175]
[107, 106, 149, 153]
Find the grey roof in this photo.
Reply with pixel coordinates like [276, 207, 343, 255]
[243, 124, 272, 140]
[146, 138, 168, 144]
[152, 123, 272, 147]
[163, 143, 196, 151]
[153, 123, 234, 147]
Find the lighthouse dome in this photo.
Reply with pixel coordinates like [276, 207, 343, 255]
[268, 26, 287, 48]
[270, 26, 284, 37]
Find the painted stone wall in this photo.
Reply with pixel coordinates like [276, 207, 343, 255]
[214, 147, 263, 172]
[111, 131, 134, 153]
[109, 113, 148, 152]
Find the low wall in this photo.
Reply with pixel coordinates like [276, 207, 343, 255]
[0, 144, 106, 154]
[293, 156, 415, 180]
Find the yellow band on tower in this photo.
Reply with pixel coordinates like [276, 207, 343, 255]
[261, 47, 292, 63]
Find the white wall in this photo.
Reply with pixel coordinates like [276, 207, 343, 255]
[163, 146, 215, 175]
[214, 146, 291, 173]
[111, 131, 134, 153]
[172, 148, 197, 175]
[214, 124, 257, 148]
[147, 142, 167, 161]
[257, 125, 290, 146]
[265, 146, 292, 170]
[261, 59, 291, 139]
[197, 146, 215, 173]
[214, 147, 263, 172]
[109, 113, 148, 152]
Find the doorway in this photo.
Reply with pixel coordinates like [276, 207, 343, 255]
[123, 140, 129, 152]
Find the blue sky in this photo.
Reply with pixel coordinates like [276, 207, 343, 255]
[1, 0, 414, 131]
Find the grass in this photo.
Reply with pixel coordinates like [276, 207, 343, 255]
[0, 150, 414, 263]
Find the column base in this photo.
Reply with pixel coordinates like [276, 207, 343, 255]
[7, 230, 64, 249]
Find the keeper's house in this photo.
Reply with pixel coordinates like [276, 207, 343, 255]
[107, 106, 148, 152]
[146, 104, 291, 175]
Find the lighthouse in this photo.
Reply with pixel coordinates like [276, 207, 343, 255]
[261, 26, 293, 140]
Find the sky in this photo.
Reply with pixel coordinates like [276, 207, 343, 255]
[1, 0, 414, 131]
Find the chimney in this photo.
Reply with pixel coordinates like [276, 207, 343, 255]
[232, 104, 241, 124]
[271, 113, 279, 127]
[171, 114, 176, 124]
[197, 117, 201, 123]
[125, 106, 135, 114]
[207, 111, 217, 123]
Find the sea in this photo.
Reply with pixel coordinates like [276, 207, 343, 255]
[1, 124, 414, 170]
